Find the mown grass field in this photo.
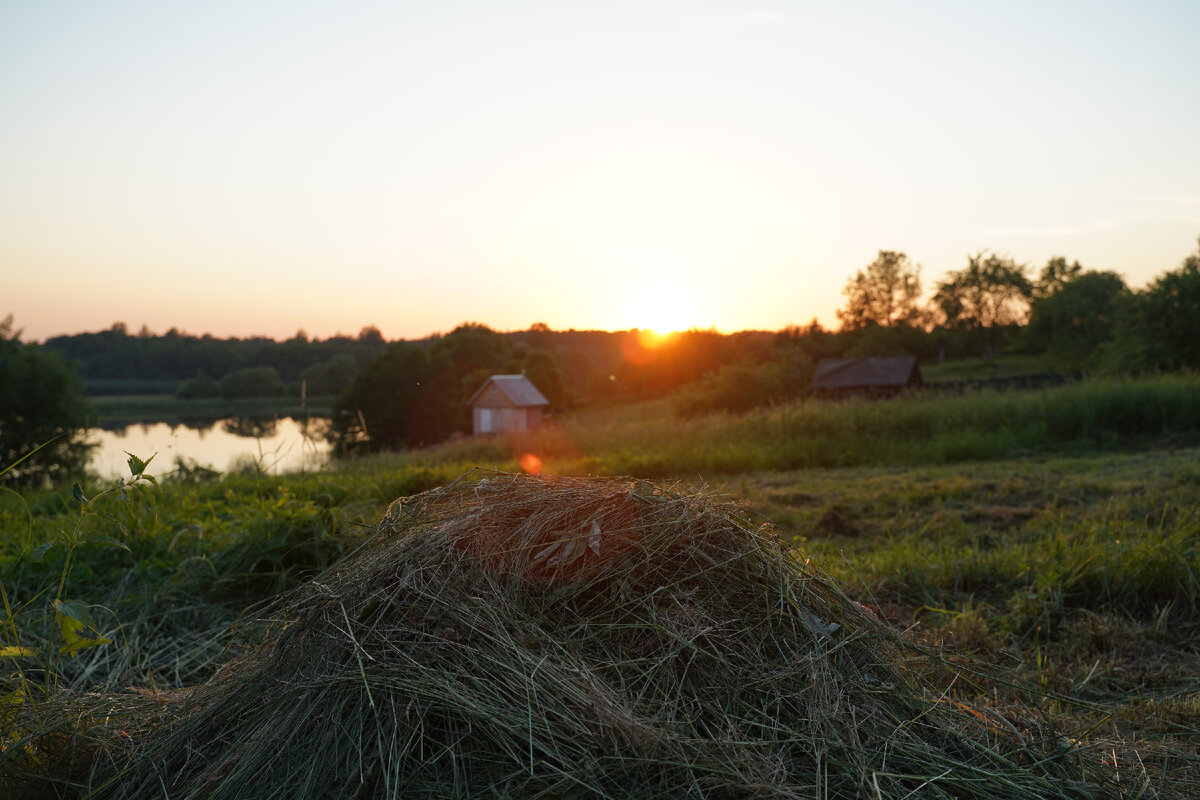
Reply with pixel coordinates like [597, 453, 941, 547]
[4, 376, 1200, 796]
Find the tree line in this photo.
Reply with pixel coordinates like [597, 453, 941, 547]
[41, 324, 392, 396]
[6, 235, 1199, 478]
[833, 238, 1199, 371]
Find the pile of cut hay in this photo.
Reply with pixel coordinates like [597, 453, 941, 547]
[33, 473, 1111, 798]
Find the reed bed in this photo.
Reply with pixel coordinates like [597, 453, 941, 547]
[14, 473, 1114, 798]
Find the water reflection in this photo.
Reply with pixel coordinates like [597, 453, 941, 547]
[223, 415, 278, 438]
[88, 416, 331, 478]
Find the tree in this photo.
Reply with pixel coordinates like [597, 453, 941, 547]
[1026, 270, 1127, 357]
[837, 251, 923, 330]
[176, 371, 221, 399]
[521, 349, 568, 409]
[1101, 237, 1200, 372]
[1034, 256, 1083, 299]
[332, 343, 431, 451]
[0, 315, 94, 487]
[301, 355, 358, 396]
[219, 366, 287, 398]
[932, 252, 1032, 359]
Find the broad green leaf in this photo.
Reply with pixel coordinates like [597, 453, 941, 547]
[52, 598, 98, 630]
[57, 611, 84, 648]
[0, 646, 38, 658]
[58, 635, 111, 656]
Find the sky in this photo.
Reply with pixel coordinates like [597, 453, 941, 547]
[3, 0, 1199, 342]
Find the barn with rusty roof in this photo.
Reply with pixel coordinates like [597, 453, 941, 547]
[812, 356, 923, 397]
[466, 374, 550, 434]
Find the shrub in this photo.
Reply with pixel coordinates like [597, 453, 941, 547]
[218, 366, 287, 398]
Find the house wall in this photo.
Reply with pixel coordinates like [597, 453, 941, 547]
[472, 405, 544, 434]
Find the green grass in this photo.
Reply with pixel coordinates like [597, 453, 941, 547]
[920, 353, 1083, 383]
[358, 374, 1200, 478]
[4, 381, 1200, 795]
[731, 450, 1200, 794]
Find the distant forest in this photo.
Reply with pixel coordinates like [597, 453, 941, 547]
[34, 237, 1200, 419]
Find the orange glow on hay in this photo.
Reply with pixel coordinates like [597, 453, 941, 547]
[519, 453, 543, 474]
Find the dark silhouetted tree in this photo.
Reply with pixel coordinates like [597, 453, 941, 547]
[1100, 237, 1200, 372]
[1034, 256, 1083, 299]
[0, 315, 94, 487]
[1027, 270, 1127, 358]
[301, 354, 358, 396]
[837, 251, 923, 330]
[219, 367, 287, 398]
[932, 252, 1032, 359]
[332, 343, 431, 451]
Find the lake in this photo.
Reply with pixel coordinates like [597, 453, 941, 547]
[88, 416, 332, 479]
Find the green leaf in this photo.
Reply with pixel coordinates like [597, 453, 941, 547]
[58, 635, 111, 656]
[53, 602, 110, 655]
[31, 541, 58, 562]
[125, 451, 155, 478]
[71, 482, 87, 503]
[78, 534, 131, 553]
[56, 611, 84, 648]
[52, 598, 98, 630]
[0, 646, 38, 658]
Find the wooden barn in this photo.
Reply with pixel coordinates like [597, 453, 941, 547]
[812, 356, 923, 398]
[466, 374, 550, 435]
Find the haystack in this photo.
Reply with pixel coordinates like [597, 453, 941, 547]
[68, 474, 1107, 798]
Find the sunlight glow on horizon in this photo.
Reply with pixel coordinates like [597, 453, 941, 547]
[2, 1, 1198, 342]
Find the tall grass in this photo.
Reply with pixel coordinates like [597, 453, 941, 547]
[358, 374, 1200, 477]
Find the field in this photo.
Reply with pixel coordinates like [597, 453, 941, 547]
[3, 377, 1200, 796]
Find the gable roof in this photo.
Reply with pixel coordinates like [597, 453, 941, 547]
[812, 356, 921, 390]
[466, 374, 550, 407]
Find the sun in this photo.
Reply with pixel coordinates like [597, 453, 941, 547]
[622, 281, 702, 335]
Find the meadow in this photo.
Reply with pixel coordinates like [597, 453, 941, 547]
[3, 376, 1200, 796]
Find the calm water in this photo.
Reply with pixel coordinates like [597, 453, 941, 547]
[88, 416, 332, 479]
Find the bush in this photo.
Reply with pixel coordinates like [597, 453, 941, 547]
[0, 315, 94, 487]
[175, 371, 220, 399]
[300, 354, 358, 396]
[672, 351, 813, 418]
[218, 366, 287, 398]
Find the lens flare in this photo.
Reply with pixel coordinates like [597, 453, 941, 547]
[520, 453, 543, 474]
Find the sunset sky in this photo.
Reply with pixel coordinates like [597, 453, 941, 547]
[3, 1, 1198, 342]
